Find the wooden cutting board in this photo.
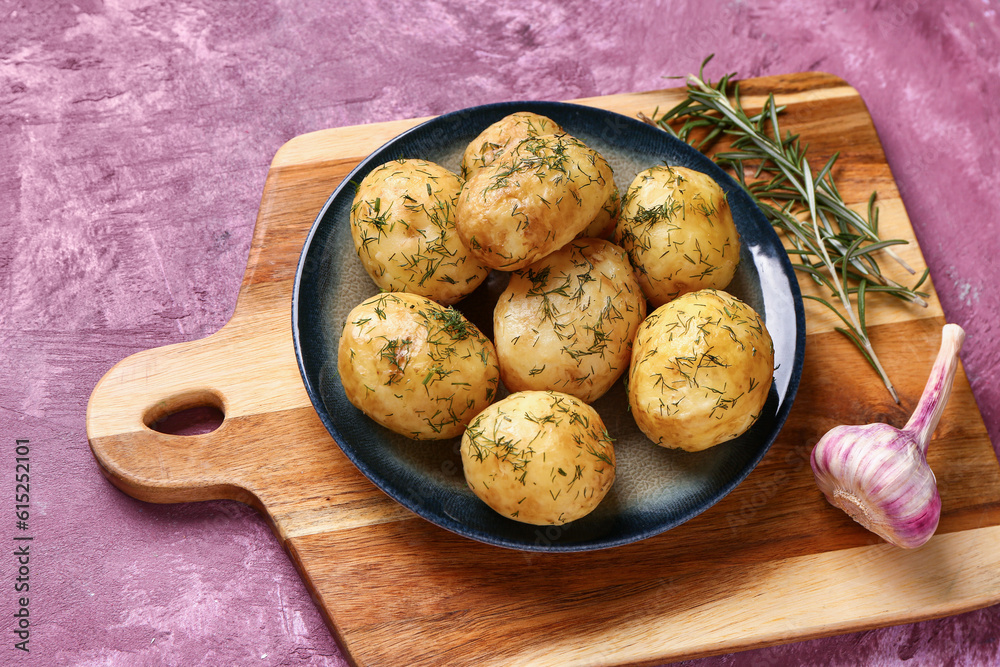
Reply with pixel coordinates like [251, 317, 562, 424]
[86, 72, 1000, 666]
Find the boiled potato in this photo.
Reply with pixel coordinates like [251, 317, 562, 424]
[628, 289, 774, 451]
[350, 158, 489, 305]
[461, 390, 616, 525]
[456, 133, 615, 271]
[613, 165, 740, 307]
[461, 111, 563, 180]
[462, 112, 620, 242]
[338, 292, 500, 440]
[494, 238, 646, 403]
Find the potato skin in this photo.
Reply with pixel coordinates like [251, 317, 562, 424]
[461, 390, 616, 525]
[338, 292, 499, 440]
[613, 165, 740, 307]
[578, 186, 621, 240]
[461, 111, 564, 180]
[456, 134, 615, 271]
[628, 289, 774, 451]
[350, 158, 489, 305]
[494, 238, 646, 403]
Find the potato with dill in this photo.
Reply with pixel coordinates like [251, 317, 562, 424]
[494, 238, 646, 403]
[613, 165, 740, 307]
[460, 111, 564, 180]
[628, 289, 774, 451]
[350, 158, 489, 305]
[461, 112, 621, 241]
[338, 292, 499, 440]
[456, 133, 615, 271]
[461, 390, 616, 525]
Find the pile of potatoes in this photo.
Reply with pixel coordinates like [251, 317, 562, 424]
[337, 112, 774, 526]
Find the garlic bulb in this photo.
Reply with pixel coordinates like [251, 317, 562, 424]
[810, 323, 966, 548]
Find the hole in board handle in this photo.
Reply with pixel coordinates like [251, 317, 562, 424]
[144, 390, 225, 436]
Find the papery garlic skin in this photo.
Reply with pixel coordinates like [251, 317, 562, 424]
[810, 324, 965, 549]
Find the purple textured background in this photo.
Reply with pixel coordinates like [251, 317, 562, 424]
[2, 1, 998, 665]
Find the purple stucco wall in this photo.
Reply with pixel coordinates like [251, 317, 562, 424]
[1, 1, 998, 665]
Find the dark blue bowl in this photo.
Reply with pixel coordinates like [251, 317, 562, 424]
[292, 101, 805, 552]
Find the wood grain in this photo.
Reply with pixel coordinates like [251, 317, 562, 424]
[86, 72, 1000, 666]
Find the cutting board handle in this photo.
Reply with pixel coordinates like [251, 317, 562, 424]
[85, 328, 286, 509]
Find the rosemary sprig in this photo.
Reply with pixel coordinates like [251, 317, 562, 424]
[643, 57, 930, 403]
